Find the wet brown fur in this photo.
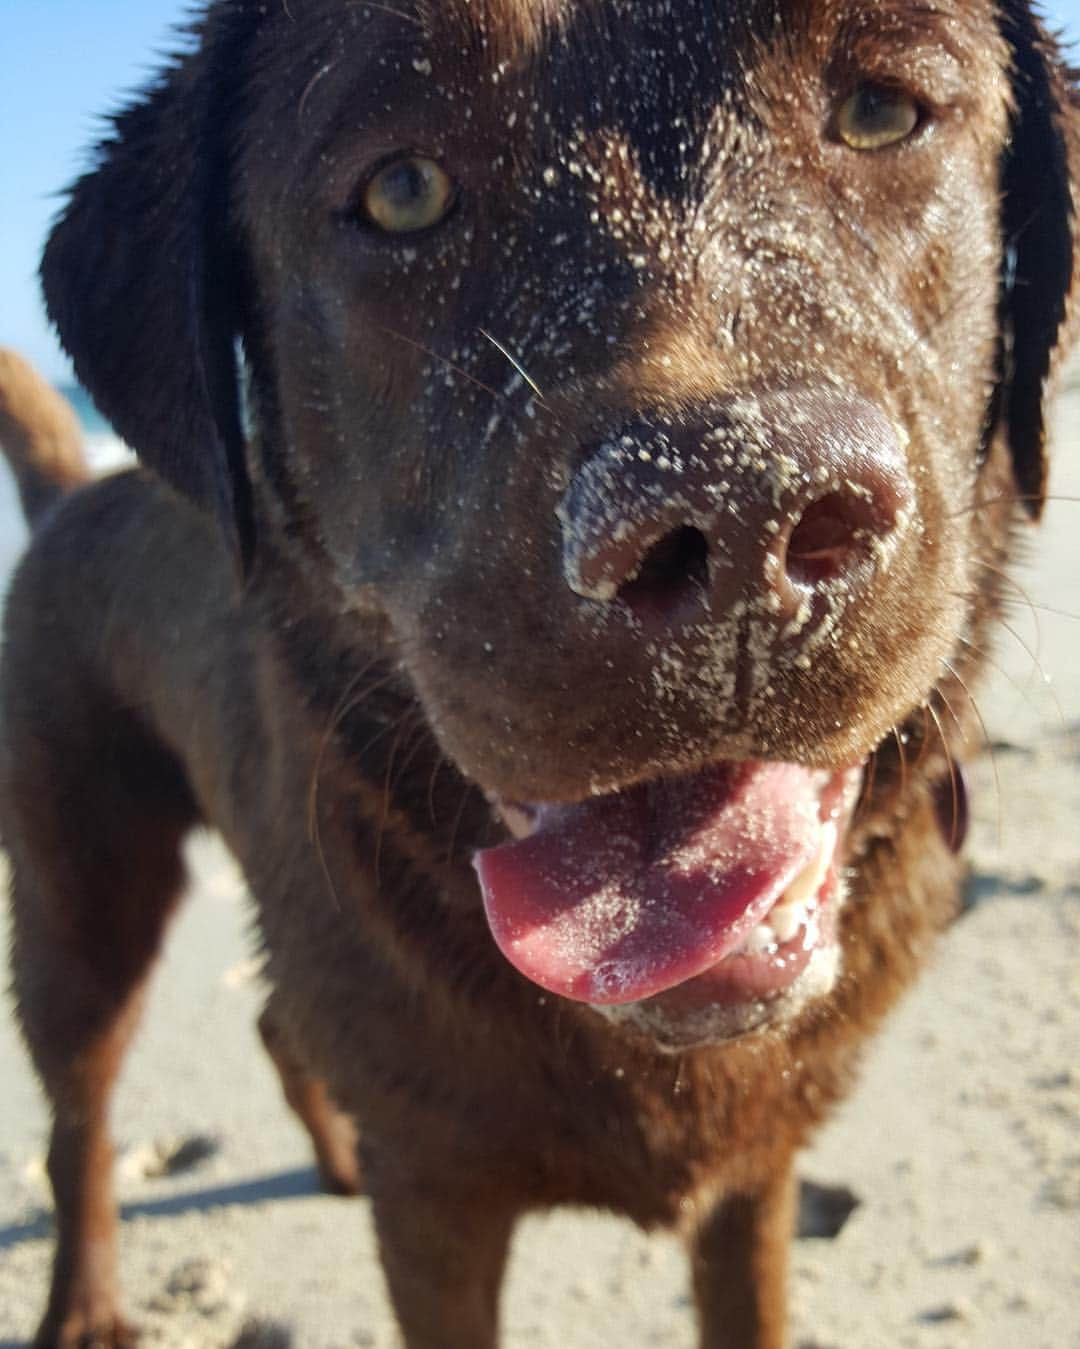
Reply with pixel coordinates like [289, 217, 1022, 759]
[2, 2, 1078, 1346]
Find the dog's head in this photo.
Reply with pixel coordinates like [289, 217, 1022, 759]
[44, 0, 1078, 1047]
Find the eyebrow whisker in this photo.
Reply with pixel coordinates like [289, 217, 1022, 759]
[376, 325, 506, 402]
[479, 328, 547, 402]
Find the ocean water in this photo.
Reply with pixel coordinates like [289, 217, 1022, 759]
[59, 383, 112, 436]
[0, 384, 132, 596]
[56, 384, 135, 473]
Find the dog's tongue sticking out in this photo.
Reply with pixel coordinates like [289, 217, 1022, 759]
[474, 763, 832, 1005]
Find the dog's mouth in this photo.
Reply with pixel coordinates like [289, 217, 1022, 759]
[473, 762, 863, 1046]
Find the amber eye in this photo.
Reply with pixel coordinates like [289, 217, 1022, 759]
[362, 155, 455, 233]
[835, 85, 921, 150]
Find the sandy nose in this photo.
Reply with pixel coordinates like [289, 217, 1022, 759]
[557, 387, 914, 627]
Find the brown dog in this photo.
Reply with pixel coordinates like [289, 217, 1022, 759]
[3, 2, 1078, 1346]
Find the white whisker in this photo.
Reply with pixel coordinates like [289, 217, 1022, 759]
[479, 328, 546, 401]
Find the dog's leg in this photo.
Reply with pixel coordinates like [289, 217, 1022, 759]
[370, 1172, 518, 1348]
[257, 1002, 362, 1196]
[688, 1164, 796, 1349]
[6, 727, 198, 1348]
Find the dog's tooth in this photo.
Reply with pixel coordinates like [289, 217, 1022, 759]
[741, 923, 777, 955]
[781, 821, 837, 911]
[495, 802, 539, 840]
[769, 901, 805, 945]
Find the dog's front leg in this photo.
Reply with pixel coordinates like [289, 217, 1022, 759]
[687, 1162, 795, 1349]
[257, 1003, 362, 1197]
[369, 1166, 518, 1349]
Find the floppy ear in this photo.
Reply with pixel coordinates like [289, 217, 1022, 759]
[41, 5, 256, 563]
[997, 1, 1080, 520]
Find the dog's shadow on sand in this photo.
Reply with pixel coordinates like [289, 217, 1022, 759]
[0, 1165, 327, 1254]
[1, 1170, 857, 1257]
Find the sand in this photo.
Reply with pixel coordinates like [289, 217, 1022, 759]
[1, 388, 1078, 1348]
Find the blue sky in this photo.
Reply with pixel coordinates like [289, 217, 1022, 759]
[5, 0, 1080, 383]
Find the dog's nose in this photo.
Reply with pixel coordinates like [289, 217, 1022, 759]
[557, 388, 913, 627]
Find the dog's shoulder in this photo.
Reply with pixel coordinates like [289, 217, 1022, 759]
[2, 468, 248, 746]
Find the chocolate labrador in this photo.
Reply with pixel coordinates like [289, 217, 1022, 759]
[2, 1, 1077, 1345]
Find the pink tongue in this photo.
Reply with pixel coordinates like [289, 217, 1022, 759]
[474, 762, 826, 1005]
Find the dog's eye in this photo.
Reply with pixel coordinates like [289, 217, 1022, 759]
[362, 156, 455, 233]
[835, 85, 920, 151]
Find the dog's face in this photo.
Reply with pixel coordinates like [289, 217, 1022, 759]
[43, 0, 1077, 1047]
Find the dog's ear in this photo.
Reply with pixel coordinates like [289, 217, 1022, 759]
[997, 1, 1080, 520]
[41, 7, 255, 564]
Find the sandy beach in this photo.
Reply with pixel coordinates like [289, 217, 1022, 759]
[0, 386, 1078, 1348]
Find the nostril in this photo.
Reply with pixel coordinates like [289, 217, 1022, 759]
[783, 492, 883, 587]
[617, 525, 710, 616]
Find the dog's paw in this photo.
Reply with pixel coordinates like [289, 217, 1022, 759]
[35, 1307, 138, 1349]
[230, 1318, 294, 1349]
[316, 1145, 364, 1198]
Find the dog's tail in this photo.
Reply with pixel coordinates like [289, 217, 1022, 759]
[0, 348, 91, 527]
